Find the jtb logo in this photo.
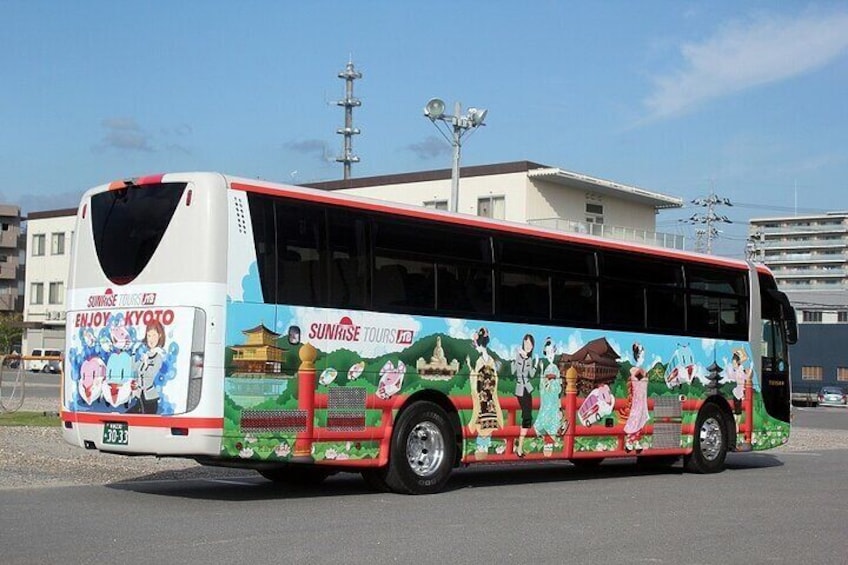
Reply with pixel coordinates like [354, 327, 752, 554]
[396, 330, 414, 345]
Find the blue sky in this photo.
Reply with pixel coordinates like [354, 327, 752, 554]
[2, 1, 847, 257]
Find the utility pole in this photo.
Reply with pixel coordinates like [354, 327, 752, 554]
[336, 58, 361, 180]
[682, 192, 733, 254]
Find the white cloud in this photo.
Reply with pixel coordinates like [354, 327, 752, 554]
[445, 318, 474, 340]
[644, 11, 848, 121]
[563, 330, 585, 355]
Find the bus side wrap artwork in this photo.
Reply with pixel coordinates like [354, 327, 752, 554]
[221, 303, 789, 466]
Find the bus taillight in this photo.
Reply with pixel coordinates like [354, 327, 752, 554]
[186, 308, 207, 412]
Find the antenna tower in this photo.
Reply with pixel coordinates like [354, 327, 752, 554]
[336, 59, 362, 180]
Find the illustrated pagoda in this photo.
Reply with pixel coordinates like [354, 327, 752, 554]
[561, 337, 621, 396]
[230, 324, 286, 377]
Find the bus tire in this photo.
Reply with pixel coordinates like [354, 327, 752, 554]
[383, 401, 455, 495]
[684, 403, 728, 474]
[258, 465, 333, 487]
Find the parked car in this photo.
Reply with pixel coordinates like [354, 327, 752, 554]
[818, 386, 847, 407]
[26, 349, 63, 373]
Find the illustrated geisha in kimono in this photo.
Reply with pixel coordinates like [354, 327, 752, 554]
[621, 343, 650, 452]
[466, 327, 503, 458]
[726, 347, 752, 422]
[533, 337, 566, 457]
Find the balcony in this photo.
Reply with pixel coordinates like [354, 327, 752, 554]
[758, 239, 846, 251]
[753, 223, 848, 236]
[764, 253, 847, 264]
[529, 218, 686, 250]
[773, 268, 847, 279]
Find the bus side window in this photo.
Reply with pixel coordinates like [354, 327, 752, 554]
[327, 210, 369, 309]
[246, 193, 277, 304]
[275, 202, 325, 307]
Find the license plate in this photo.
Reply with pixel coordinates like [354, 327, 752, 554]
[103, 422, 129, 446]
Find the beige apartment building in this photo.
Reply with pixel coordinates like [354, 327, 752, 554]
[307, 161, 685, 249]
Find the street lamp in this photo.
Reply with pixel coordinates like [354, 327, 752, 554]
[423, 98, 488, 213]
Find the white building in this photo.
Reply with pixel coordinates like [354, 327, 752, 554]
[306, 161, 685, 249]
[749, 211, 848, 322]
[22, 208, 76, 355]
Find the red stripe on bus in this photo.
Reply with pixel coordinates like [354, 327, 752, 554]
[62, 411, 223, 429]
[230, 181, 747, 269]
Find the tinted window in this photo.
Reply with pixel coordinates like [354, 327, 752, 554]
[327, 209, 370, 309]
[437, 264, 493, 315]
[500, 270, 549, 320]
[688, 266, 747, 295]
[374, 219, 489, 263]
[247, 193, 277, 303]
[551, 277, 597, 325]
[601, 253, 683, 287]
[91, 183, 186, 285]
[373, 256, 435, 311]
[275, 201, 324, 306]
[600, 281, 644, 329]
[646, 288, 686, 333]
[499, 237, 595, 276]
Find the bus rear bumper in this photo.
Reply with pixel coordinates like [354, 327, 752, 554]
[61, 411, 223, 457]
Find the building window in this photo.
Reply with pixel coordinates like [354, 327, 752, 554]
[30, 283, 44, 305]
[423, 200, 448, 211]
[801, 366, 823, 381]
[478, 195, 505, 219]
[802, 311, 823, 323]
[51, 232, 65, 255]
[585, 199, 604, 224]
[839, 311, 848, 323]
[837, 367, 848, 382]
[32, 234, 45, 256]
[49, 282, 64, 305]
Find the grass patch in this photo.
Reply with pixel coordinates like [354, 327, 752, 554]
[0, 411, 61, 427]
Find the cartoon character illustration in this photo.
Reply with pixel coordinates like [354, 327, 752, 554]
[533, 337, 566, 457]
[377, 360, 405, 399]
[621, 343, 650, 452]
[466, 327, 503, 458]
[725, 347, 752, 421]
[128, 320, 166, 414]
[578, 384, 615, 427]
[103, 322, 137, 407]
[319, 367, 338, 386]
[511, 333, 536, 457]
[78, 357, 106, 405]
[665, 344, 696, 388]
[347, 361, 365, 381]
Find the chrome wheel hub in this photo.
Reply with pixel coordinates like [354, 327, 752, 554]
[699, 417, 723, 461]
[406, 421, 445, 477]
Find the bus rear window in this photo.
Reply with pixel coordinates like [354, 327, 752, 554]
[91, 183, 186, 285]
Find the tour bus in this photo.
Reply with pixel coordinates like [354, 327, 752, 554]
[61, 172, 797, 494]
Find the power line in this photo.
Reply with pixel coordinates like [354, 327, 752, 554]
[679, 191, 734, 254]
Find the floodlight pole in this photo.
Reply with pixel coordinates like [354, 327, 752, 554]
[423, 98, 487, 213]
[450, 102, 462, 214]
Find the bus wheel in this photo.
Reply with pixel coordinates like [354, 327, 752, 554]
[684, 403, 728, 474]
[383, 401, 455, 495]
[258, 465, 333, 487]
